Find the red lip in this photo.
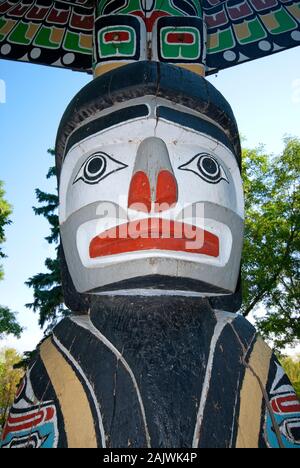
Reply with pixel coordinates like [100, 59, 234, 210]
[89, 219, 219, 258]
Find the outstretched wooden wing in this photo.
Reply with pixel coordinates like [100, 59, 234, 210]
[0, 0, 299, 74]
[0, 0, 94, 72]
[204, 0, 300, 73]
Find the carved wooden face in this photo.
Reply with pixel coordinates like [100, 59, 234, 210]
[93, 2, 206, 77]
[59, 96, 244, 295]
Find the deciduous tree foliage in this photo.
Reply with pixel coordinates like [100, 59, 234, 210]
[280, 355, 300, 399]
[0, 181, 11, 279]
[0, 182, 22, 338]
[242, 137, 299, 349]
[26, 141, 300, 349]
[0, 348, 24, 431]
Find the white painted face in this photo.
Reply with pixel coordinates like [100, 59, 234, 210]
[59, 97, 244, 295]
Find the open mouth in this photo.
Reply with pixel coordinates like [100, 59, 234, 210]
[89, 218, 219, 258]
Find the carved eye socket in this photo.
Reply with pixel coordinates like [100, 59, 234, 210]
[74, 152, 128, 185]
[178, 153, 228, 184]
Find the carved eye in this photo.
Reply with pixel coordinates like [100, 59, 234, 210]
[74, 152, 128, 185]
[178, 153, 228, 184]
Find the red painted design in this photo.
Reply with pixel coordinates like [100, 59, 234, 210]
[70, 12, 94, 31]
[47, 8, 70, 26]
[6, 3, 31, 18]
[227, 1, 253, 21]
[89, 219, 219, 258]
[0, 1, 13, 15]
[204, 10, 228, 28]
[104, 31, 130, 43]
[25, 6, 49, 21]
[128, 171, 152, 213]
[271, 394, 300, 414]
[155, 170, 178, 211]
[15, 378, 25, 399]
[2, 406, 55, 440]
[166, 32, 195, 45]
[131, 10, 170, 32]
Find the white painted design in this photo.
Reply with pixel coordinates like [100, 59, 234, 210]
[30, 48, 41, 59]
[13, 365, 38, 409]
[1, 44, 11, 55]
[192, 312, 236, 448]
[63, 53, 75, 65]
[223, 50, 236, 62]
[71, 315, 151, 447]
[270, 362, 295, 396]
[291, 31, 300, 42]
[96, 289, 226, 297]
[52, 334, 107, 448]
[258, 40, 272, 52]
[59, 96, 243, 295]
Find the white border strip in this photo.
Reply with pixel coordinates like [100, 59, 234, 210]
[71, 315, 151, 447]
[52, 333, 107, 448]
[192, 311, 236, 447]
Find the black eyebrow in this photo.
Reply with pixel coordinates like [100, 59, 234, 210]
[157, 107, 236, 156]
[64, 104, 150, 157]
[64, 103, 235, 160]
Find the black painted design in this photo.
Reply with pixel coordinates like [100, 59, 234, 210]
[263, 355, 300, 448]
[89, 296, 218, 448]
[157, 106, 236, 156]
[94, 14, 142, 63]
[197, 318, 255, 448]
[50, 336, 106, 447]
[64, 104, 150, 156]
[0, 1, 299, 74]
[171, 0, 199, 16]
[73, 152, 128, 185]
[101, 0, 129, 15]
[156, 16, 205, 64]
[1, 431, 48, 449]
[5, 298, 300, 447]
[29, 357, 68, 448]
[53, 317, 149, 448]
[1, 357, 67, 449]
[178, 153, 229, 184]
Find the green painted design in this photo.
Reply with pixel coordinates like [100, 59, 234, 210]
[33, 26, 62, 49]
[64, 32, 92, 54]
[0, 18, 6, 41]
[98, 26, 136, 57]
[271, 8, 298, 34]
[207, 29, 235, 54]
[8, 22, 33, 45]
[160, 26, 200, 59]
[236, 18, 267, 45]
[97, 0, 202, 20]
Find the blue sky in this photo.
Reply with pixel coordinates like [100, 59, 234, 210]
[0, 47, 299, 354]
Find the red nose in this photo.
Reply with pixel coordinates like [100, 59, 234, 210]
[128, 170, 178, 212]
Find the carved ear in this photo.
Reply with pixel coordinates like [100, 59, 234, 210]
[209, 269, 242, 313]
[59, 243, 90, 314]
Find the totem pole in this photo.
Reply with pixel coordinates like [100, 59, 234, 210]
[1, 0, 300, 449]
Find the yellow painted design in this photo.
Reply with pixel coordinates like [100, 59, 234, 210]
[50, 27, 65, 45]
[260, 13, 279, 30]
[175, 63, 205, 76]
[80, 33, 93, 50]
[26, 23, 40, 41]
[207, 33, 219, 50]
[287, 3, 300, 20]
[0, 19, 16, 37]
[94, 61, 130, 77]
[234, 22, 250, 40]
[40, 338, 97, 448]
[236, 338, 272, 448]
